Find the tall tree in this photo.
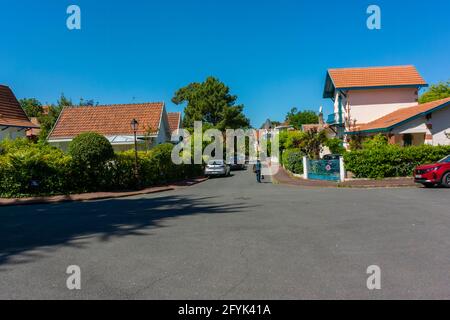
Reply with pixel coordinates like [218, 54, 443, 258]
[19, 98, 43, 118]
[38, 93, 73, 140]
[172, 77, 250, 130]
[285, 108, 319, 130]
[419, 80, 450, 104]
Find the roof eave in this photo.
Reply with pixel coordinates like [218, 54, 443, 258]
[0, 123, 40, 129]
[323, 72, 336, 99]
[346, 100, 450, 135]
[336, 84, 428, 92]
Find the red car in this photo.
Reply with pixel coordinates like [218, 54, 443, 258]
[414, 155, 450, 188]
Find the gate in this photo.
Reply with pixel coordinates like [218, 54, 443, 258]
[306, 158, 342, 182]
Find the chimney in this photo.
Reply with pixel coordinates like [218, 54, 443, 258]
[318, 106, 324, 126]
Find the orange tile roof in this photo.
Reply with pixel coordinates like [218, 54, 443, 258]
[328, 65, 427, 89]
[48, 102, 164, 139]
[167, 112, 181, 132]
[302, 124, 324, 132]
[348, 97, 450, 133]
[0, 85, 39, 128]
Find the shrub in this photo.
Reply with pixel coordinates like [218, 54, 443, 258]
[67, 133, 115, 191]
[344, 144, 450, 178]
[68, 132, 114, 166]
[282, 148, 304, 174]
[0, 139, 72, 197]
[325, 138, 346, 155]
[0, 138, 202, 197]
[361, 134, 388, 149]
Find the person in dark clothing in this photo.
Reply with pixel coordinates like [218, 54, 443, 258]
[253, 160, 262, 183]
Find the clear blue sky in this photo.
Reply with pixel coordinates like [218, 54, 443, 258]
[1, 0, 449, 127]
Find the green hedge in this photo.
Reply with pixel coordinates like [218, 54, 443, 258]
[344, 144, 450, 178]
[0, 139, 202, 197]
[282, 148, 304, 175]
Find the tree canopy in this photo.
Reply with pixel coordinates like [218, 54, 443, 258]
[285, 108, 319, 130]
[419, 80, 450, 104]
[172, 77, 250, 130]
[19, 98, 43, 118]
[19, 93, 97, 141]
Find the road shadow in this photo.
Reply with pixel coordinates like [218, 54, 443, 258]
[0, 195, 250, 267]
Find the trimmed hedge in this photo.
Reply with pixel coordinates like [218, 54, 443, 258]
[0, 139, 202, 197]
[282, 148, 304, 175]
[344, 144, 450, 178]
[69, 132, 114, 166]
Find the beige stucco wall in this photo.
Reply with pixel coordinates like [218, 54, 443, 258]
[430, 106, 450, 146]
[392, 116, 428, 135]
[0, 127, 26, 141]
[344, 88, 418, 125]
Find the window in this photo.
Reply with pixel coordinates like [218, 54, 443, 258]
[439, 156, 450, 164]
[403, 134, 413, 146]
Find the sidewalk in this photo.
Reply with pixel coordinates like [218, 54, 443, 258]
[272, 166, 416, 188]
[0, 177, 208, 207]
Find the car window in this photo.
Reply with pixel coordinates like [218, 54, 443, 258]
[208, 160, 224, 165]
[439, 156, 450, 163]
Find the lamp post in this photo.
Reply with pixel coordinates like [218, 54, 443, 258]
[130, 118, 140, 188]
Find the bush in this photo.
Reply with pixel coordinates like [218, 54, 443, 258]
[68, 132, 114, 166]
[67, 133, 115, 191]
[0, 139, 72, 197]
[344, 144, 450, 178]
[325, 138, 346, 155]
[0, 139, 202, 197]
[282, 148, 304, 174]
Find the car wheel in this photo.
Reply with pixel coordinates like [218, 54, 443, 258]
[442, 172, 450, 188]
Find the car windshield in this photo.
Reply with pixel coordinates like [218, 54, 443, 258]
[208, 160, 224, 166]
[438, 156, 450, 163]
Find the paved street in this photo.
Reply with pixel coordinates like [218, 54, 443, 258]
[1, 169, 450, 299]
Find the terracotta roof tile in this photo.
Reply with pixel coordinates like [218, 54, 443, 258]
[0, 85, 39, 128]
[167, 112, 181, 132]
[349, 97, 450, 133]
[48, 102, 164, 139]
[328, 65, 427, 89]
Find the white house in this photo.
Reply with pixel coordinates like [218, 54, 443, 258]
[0, 85, 39, 141]
[48, 102, 174, 151]
[323, 65, 450, 146]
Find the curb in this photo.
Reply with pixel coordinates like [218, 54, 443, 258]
[272, 168, 416, 189]
[0, 177, 208, 207]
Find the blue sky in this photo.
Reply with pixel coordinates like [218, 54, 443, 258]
[1, 0, 449, 127]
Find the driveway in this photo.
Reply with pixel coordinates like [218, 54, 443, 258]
[1, 169, 450, 299]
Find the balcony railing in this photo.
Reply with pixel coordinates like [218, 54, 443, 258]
[326, 113, 338, 125]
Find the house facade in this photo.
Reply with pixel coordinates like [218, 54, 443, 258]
[0, 85, 39, 141]
[167, 112, 182, 143]
[48, 102, 173, 151]
[323, 65, 450, 147]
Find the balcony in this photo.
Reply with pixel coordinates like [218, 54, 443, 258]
[326, 113, 338, 125]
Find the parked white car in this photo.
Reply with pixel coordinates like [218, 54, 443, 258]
[205, 160, 231, 177]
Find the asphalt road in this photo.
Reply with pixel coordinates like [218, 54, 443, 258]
[1, 169, 450, 299]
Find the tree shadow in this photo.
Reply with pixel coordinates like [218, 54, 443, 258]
[0, 195, 251, 267]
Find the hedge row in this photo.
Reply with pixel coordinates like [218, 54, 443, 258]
[0, 138, 202, 198]
[282, 148, 304, 175]
[344, 144, 450, 179]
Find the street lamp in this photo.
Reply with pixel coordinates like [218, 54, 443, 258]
[130, 118, 140, 188]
